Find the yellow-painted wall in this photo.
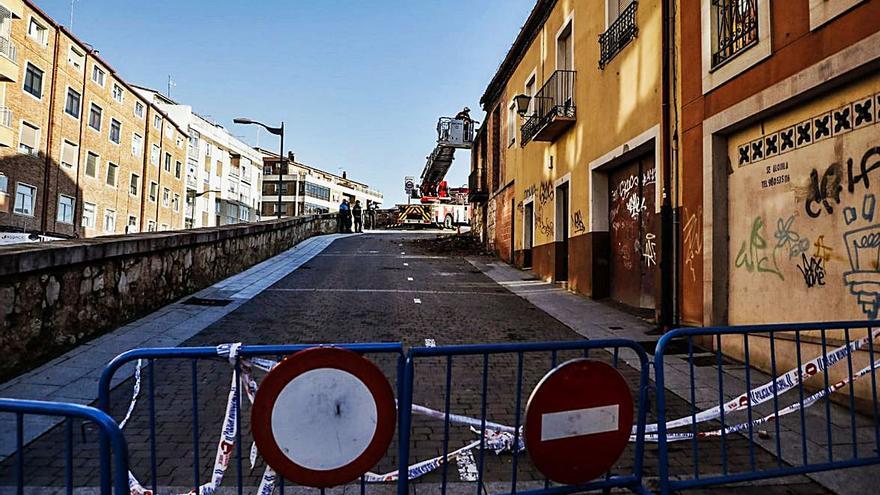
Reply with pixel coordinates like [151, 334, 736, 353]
[499, 0, 663, 254]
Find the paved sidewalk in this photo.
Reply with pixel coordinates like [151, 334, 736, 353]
[468, 256, 879, 495]
[0, 233, 354, 460]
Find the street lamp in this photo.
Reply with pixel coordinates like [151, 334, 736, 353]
[233, 117, 284, 219]
[514, 94, 532, 117]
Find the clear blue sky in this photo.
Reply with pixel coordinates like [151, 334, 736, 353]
[38, 0, 535, 205]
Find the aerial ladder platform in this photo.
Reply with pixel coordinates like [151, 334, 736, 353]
[396, 114, 477, 229]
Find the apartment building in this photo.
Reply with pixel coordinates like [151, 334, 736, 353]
[259, 150, 383, 217]
[134, 87, 263, 228]
[0, 0, 187, 238]
[471, 0, 672, 322]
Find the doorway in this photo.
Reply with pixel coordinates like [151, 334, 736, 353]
[608, 154, 657, 310]
[523, 202, 534, 268]
[555, 182, 569, 281]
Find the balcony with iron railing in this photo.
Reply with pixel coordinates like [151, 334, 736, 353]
[0, 35, 17, 82]
[599, 1, 638, 69]
[0, 107, 13, 147]
[520, 70, 576, 145]
[468, 167, 488, 203]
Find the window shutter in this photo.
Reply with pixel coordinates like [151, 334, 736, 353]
[20, 123, 38, 149]
[62, 142, 78, 166]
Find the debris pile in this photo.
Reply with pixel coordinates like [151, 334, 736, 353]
[408, 233, 489, 256]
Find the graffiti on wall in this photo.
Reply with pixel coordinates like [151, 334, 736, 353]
[643, 233, 657, 267]
[572, 210, 586, 234]
[735, 216, 784, 281]
[683, 207, 703, 282]
[729, 88, 880, 322]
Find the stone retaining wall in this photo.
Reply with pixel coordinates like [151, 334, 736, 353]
[0, 214, 339, 380]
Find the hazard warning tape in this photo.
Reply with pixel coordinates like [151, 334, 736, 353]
[113, 331, 880, 489]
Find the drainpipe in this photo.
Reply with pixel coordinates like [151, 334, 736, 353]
[138, 101, 149, 231]
[41, 26, 61, 234]
[659, 0, 679, 329]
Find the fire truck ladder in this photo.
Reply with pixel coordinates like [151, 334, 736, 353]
[418, 117, 476, 197]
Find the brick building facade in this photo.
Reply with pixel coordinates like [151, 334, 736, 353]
[0, 0, 187, 239]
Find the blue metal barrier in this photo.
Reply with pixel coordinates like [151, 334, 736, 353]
[397, 339, 651, 495]
[654, 320, 880, 494]
[98, 343, 404, 495]
[0, 398, 129, 495]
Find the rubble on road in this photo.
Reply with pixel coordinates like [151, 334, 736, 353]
[407, 232, 490, 256]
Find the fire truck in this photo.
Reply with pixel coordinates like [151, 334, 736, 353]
[396, 116, 474, 229]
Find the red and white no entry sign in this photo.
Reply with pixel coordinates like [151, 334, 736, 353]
[524, 358, 633, 485]
[252, 347, 396, 488]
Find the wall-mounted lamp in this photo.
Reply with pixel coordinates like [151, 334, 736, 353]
[514, 94, 532, 117]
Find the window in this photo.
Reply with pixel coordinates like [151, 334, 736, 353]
[524, 73, 536, 116]
[82, 202, 96, 228]
[134, 101, 145, 119]
[165, 124, 174, 139]
[164, 152, 172, 172]
[89, 103, 102, 131]
[129, 173, 140, 196]
[109, 119, 121, 144]
[607, 0, 635, 25]
[711, 0, 759, 69]
[27, 18, 47, 45]
[507, 102, 516, 146]
[188, 131, 200, 151]
[0, 174, 6, 194]
[13, 183, 36, 215]
[18, 121, 39, 155]
[151, 144, 160, 166]
[127, 215, 138, 233]
[153, 114, 162, 130]
[557, 20, 573, 71]
[147, 220, 156, 232]
[23, 63, 43, 99]
[92, 65, 106, 86]
[112, 84, 124, 103]
[64, 88, 81, 118]
[301, 182, 331, 202]
[85, 152, 99, 178]
[106, 162, 118, 187]
[60, 140, 78, 168]
[103, 208, 116, 233]
[149, 181, 158, 202]
[57, 195, 75, 224]
[162, 187, 170, 207]
[205, 143, 212, 157]
[173, 193, 180, 212]
[68, 46, 84, 70]
[132, 133, 142, 156]
[175, 160, 182, 179]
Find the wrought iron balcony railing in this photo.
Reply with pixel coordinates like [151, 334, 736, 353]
[521, 70, 576, 146]
[468, 167, 488, 202]
[711, 0, 758, 69]
[0, 36, 15, 63]
[599, 1, 638, 69]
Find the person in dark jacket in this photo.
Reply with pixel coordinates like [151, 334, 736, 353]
[352, 200, 364, 233]
[339, 199, 352, 233]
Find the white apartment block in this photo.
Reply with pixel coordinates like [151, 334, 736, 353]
[133, 87, 262, 227]
[257, 149, 383, 218]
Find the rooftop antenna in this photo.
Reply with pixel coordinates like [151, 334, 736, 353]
[167, 75, 176, 98]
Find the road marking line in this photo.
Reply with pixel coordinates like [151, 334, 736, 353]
[266, 288, 516, 296]
[424, 338, 436, 347]
[407, 277, 413, 281]
[540, 405, 620, 441]
[400, 251, 406, 255]
[413, 298, 421, 304]
[403, 263, 409, 266]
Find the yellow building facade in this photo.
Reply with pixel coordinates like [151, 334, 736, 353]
[476, 0, 670, 320]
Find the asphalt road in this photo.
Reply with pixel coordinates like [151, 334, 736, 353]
[0, 232, 824, 494]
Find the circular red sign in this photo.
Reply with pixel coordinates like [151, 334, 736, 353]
[252, 347, 396, 488]
[524, 358, 633, 485]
